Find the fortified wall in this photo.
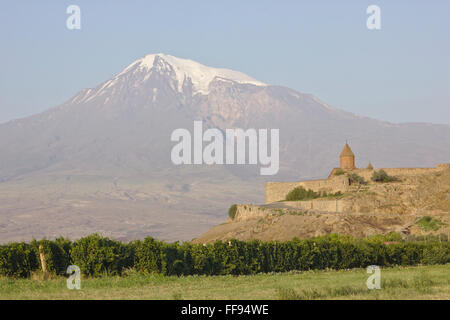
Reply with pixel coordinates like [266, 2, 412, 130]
[349, 166, 448, 182]
[265, 143, 450, 204]
[265, 175, 349, 204]
[233, 200, 349, 222]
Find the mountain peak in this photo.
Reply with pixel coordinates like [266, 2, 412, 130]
[121, 53, 267, 94]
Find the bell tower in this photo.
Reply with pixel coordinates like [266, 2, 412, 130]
[340, 143, 355, 170]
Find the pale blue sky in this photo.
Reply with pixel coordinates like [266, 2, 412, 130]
[0, 0, 449, 124]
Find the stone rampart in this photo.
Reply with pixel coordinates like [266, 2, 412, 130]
[265, 175, 349, 203]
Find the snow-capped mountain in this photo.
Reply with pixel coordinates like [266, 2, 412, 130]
[71, 54, 267, 106]
[0, 54, 449, 243]
[124, 53, 267, 94]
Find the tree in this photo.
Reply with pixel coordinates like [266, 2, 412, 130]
[371, 169, 398, 182]
[228, 204, 238, 220]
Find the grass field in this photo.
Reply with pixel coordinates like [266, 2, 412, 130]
[0, 264, 448, 300]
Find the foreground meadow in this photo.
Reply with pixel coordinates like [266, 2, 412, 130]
[0, 264, 448, 300]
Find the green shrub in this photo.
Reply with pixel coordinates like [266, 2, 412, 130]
[0, 243, 39, 277]
[371, 169, 398, 182]
[285, 186, 318, 201]
[415, 216, 447, 231]
[286, 187, 343, 201]
[1, 233, 449, 278]
[228, 204, 238, 220]
[161, 242, 194, 276]
[134, 237, 163, 274]
[422, 245, 449, 265]
[34, 238, 72, 275]
[71, 234, 134, 276]
[334, 169, 345, 176]
[324, 190, 344, 199]
[347, 173, 367, 185]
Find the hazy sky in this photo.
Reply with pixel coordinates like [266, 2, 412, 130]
[1, 0, 449, 124]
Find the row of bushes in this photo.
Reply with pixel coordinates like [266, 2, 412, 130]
[0, 234, 448, 278]
[348, 173, 368, 185]
[336, 169, 398, 185]
[371, 169, 399, 183]
[285, 186, 343, 201]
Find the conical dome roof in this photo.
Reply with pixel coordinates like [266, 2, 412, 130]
[340, 143, 354, 157]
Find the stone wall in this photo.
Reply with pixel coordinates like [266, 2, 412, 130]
[437, 163, 450, 170]
[352, 164, 447, 181]
[265, 163, 449, 204]
[233, 200, 348, 221]
[282, 200, 347, 212]
[265, 175, 349, 203]
[233, 204, 274, 222]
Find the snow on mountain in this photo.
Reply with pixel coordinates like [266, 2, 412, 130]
[71, 53, 267, 105]
[1, 53, 450, 243]
[117, 53, 266, 95]
[142, 53, 266, 94]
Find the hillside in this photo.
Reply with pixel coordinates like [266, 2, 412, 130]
[193, 168, 450, 243]
[1, 53, 450, 243]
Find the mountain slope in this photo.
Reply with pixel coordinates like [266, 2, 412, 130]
[0, 54, 449, 242]
[194, 167, 450, 243]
